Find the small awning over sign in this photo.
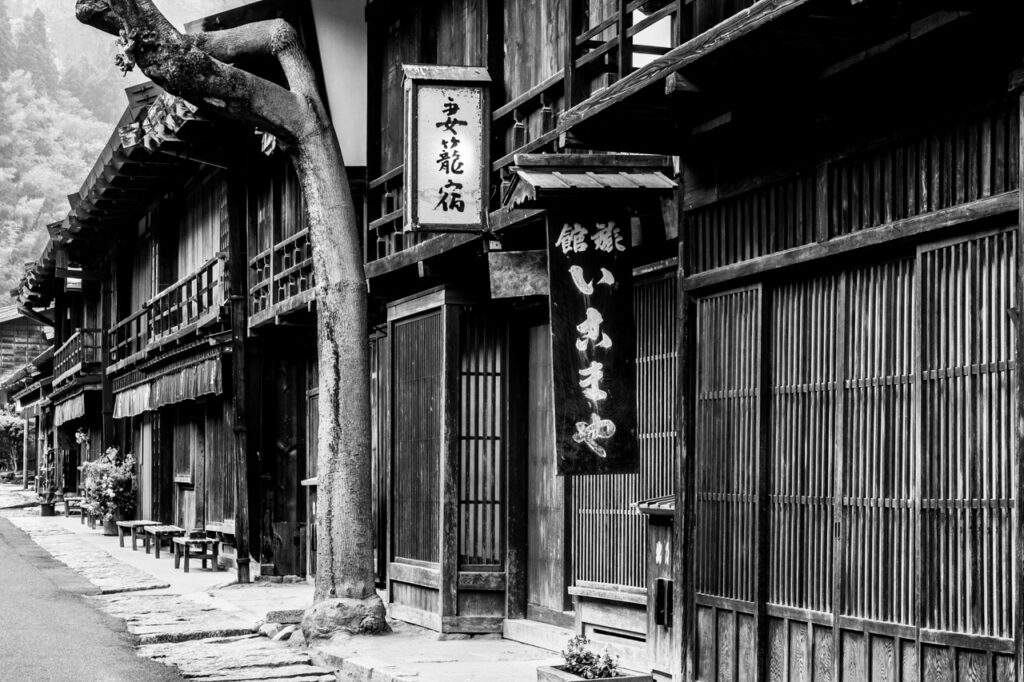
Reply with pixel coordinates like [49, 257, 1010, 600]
[503, 154, 676, 209]
[633, 494, 675, 517]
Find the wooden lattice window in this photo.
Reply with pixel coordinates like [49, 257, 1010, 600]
[458, 308, 505, 568]
[573, 272, 677, 588]
[694, 285, 761, 603]
[920, 230, 1016, 639]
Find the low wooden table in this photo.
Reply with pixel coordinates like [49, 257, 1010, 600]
[142, 524, 185, 558]
[115, 520, 160, 550]
[172, 536, 220, 573]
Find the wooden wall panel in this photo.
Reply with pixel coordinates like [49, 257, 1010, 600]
[830, 103, 1020, 237]
[572, 273, 676, 588]
[392, 311, 444, 564]
[690, 173, 817, 273]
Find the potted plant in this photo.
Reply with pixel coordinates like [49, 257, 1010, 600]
[37, 448, 57, 516]
[538, 636, 652, 681]
[81, 447, 137, 535]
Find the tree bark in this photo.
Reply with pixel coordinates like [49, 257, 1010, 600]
[75, 0, 387, 637]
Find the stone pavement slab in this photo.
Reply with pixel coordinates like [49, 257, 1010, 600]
[94, 593, 256, 644]
[139, 634, 335, 681]
[314, 619, 562, 682]
[6, 515, 172, 593]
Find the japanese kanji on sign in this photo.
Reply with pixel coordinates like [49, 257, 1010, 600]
[404, 65, 490, 231]
[547, 210, 638, 476]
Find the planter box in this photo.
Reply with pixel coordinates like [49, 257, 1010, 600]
[537, 666, 652, 682]
[39, 502, 55, 517]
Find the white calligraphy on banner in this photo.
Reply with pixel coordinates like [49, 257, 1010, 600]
[414, 85, 485, 227]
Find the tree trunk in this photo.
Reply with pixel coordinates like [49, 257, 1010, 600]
[293, 126, 387, 635]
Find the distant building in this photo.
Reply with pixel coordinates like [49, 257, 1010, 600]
[0, 305, 50, 387]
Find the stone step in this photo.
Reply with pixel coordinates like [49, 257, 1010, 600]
[502, 619, 575, 653]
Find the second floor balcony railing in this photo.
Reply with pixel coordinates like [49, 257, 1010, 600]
[108, 256, 225, 366]
[249, 228, 315, 325]
[54, 328, 103, 385]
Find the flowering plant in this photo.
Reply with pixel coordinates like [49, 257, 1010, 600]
[560, 635, 621, 679]
[81, 447, 136, 522]
[74, 428, 89, 445]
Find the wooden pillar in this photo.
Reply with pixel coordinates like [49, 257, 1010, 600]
[101, 275, 115, 446]
[563, 0, 586, 109]
[674, 178, 695, 682]
[1013, 92, 1024, 682]
[440, 304, 462, 627]
[22, 415, 30, 489]
[227, 163, 251, 584]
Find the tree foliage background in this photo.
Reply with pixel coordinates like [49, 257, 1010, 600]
[0, 0, 251, 304]
[0, 408, 24, 471]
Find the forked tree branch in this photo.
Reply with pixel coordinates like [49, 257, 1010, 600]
[75, 0, 316, 142]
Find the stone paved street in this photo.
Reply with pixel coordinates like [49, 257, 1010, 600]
[0, 515, 185, 682]
[0, 486, 562, 681]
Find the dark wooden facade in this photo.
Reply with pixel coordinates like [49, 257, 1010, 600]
[364, 0, 1024, 680]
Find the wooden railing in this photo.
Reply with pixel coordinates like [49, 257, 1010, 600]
[54, 328, 102, 385]
[108, 257, 224, 366]
[248, 229, 315, 324]
[150, 257, 224, 344]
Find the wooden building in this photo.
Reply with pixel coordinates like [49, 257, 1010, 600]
[365, 0, 1024, 680]
[8, 1, 1024, 680]
[8, 0, 367, 583]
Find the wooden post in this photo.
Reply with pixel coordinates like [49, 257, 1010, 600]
[505, 315, 528, 621]
[22, 414, 30, 490]
[101, 275, 115, 447]
[1013, 92, 1024, 682]
[440, 304, 462, 626]
[674, 177, 695, 682]
[616, 0, 632, 82]
[227, 162, 251, 584]
[563, 0, 586, 109]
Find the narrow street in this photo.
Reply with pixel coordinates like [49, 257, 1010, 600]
[0, 516, 184, 682]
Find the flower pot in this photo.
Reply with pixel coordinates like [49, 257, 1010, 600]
[537, 666, 652, 682]
[39, 502, 55, 517]
[102, 519, 118, 536]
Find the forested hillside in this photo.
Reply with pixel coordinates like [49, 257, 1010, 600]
[0, 0, 252, 305]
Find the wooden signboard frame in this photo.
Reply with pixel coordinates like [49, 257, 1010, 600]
[403, 64, 491, 233]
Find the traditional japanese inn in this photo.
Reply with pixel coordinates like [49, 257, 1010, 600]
[4, 0, 1024, 680]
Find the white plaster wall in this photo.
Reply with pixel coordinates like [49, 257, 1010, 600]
[310, 0, 368, 168]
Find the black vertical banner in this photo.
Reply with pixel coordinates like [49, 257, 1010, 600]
[546, 210, 637, 476]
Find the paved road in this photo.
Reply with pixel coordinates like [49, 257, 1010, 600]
[0, 516, 184, 682]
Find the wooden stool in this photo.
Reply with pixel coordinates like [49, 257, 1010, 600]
[142, 524, 185, 558]
[115, 520, 160, 550]
[172, 536, 220, 573]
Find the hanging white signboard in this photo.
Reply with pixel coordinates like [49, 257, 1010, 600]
[404, 65, 490, 232]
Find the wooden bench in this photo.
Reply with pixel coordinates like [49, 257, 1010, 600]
[142, 524, 185, 558]
[115, 520, 160, 550]
[172, 536, 220, 573]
